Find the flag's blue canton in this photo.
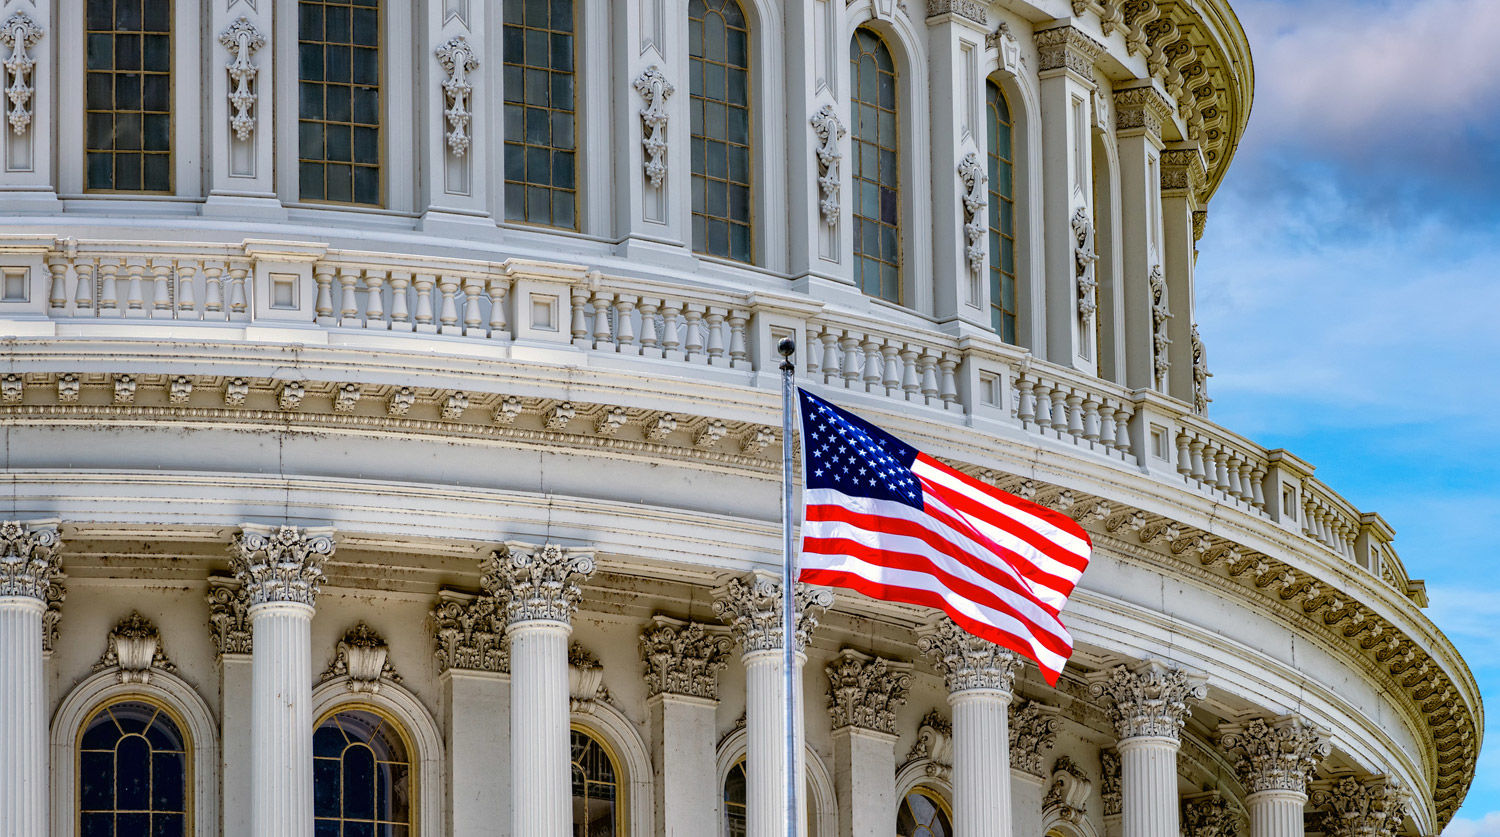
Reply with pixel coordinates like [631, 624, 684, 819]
[798, 389, 923, 510]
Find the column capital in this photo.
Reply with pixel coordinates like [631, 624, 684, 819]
[229, 525, 335, 607]
[481, 541, 596, 626]
[1219, 715, 1330, 796]
[0, 520, 62, 600]
[1009, 698, 1060, 777]
[431, 588, 508, 674]
[206, 576, 252, 658]
[825, 649, 911, 735]
[1087, 659, 1206, 741]
[916, 618, 1022, 695]
[924, 0, 989, 29]
[1161, 144, 1207, 196]
[1113, 84, 1174, 142]
[639, 615, 732, 700]
[1310, 776, 1409, 837]
[1181, 792, 1238, 837]
[903, 710, 954, 781]
[711, 572, 832, 654]
[1034, 24, 1106, 79]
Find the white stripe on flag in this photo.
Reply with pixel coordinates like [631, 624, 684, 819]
[912, 459, 1091, 558]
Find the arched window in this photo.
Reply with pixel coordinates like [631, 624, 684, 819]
[689, 0, 753, 262]
[78, 699, 188, 835]
[503, 0, 577, 228]
[986, 81, 1018, 344]
[297, 0, 382, 205]
[849, 27, 900, 303]
[313, 707, 414, 834]
[896, 787, 953, 837]
[722, 758, 816, 836]
[572, 728, 621, 836]
[85, 0, 172, 193]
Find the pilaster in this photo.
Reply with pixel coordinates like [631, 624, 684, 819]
[641, 616, 733, 837]
[207, 576, 253, 837]
[785, 0, 852, 285]
[432, 588, 510, 837]
[1159, 144, 1205, 406]
[0, 519, 60, 837]
[1112, 83, 1171, 391]
[0, 7, 56, 205]
[419, 1, 492, 230]
[203, 3, 278, 216]
[827, 649, 910, 837]
[612, 0, 692, 258]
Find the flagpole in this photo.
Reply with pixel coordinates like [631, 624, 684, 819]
[777, 336, 798, 837]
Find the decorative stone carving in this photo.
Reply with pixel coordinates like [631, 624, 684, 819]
[387, 387, 416, 416]
[810, 104, 846, 225]
[1182, 793, 1238, 837]
[333, 383, 361, 413]
[1220, 716, 1331, 796]
[1071, 206, 1099, 319]
[595, 406, 628, 437]
[278, 381, 305, 411]
[492, 394, 522, 424]
[904, 710, 954, 780]
[1008, 698, 1059, 776]
[1193, 210, 1209, 242]
[113, 374, 136, 405]
[568, 642, 609, 712]
[206, 576, 253, 657]
[229, 525, 335, 607]
[95, 612, 176, 684]
[1034, 25, 1105, 76]
[1149, 264, 1171, 388]
[1191, 324, 1211, 414]
[986, 22, 1020, 75]
[1, 374, 20, 403]
[646, 413, 677, 441]
[958, 151, 988, 277]
[42, 580, 64, 653]
[916, 619, 1023, 694]
[218, 17, 265, 141]
[435, 36, 479, 156]
[1100, 748, 1122, 815]
[825, 649, 910, 734]
[1113, 86, 1173, 139]
[1, 11, 43, 136]
[58, 374, 79, 403]
[1311, 776, 1409, 837]
[431, 589, 507, 673]
[640, 616, 732, 700]
[694, 419, 728, 449]
[442, 391, 469, 420]
[225, 377, 250, 406]
[481, 542, 596, 625]
[322, 622, 401, 693]
[633, 65, 674, 188]
[925, 0, 985, 25]
[739, 426, 776, 455]
[544, 401, 576, 431]
[169, 376, 193, 405]
[1161, 147, 1207, 193]
[712, 573, 832, 654]
[1043, 755, 1091, 822]
[0, 520, 61, 600]
[1087, 660, 1206, 740]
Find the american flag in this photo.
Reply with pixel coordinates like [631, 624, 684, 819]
[796, 389, 1091, 684]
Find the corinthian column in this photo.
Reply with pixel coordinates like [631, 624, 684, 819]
[826, 649, 911, 837]
[1087, 659, 1207, 837]
[1310, 776, 1409, 837]
[1220, 716, 1330, 837]
[0, 520, 61, 837]
[714, 572, 832, 837]
[917, 619, 1024, 837]
[483, 542, 595, 837]
[230, 525, 335, 837]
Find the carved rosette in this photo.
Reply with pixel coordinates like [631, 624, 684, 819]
[229, 525, 335, 607]
[323, 622, 401, 693]
[1, 11, 44, 136]
[218, 17, 265, 141]
[916, 619, 1022, 694]
[904, 709, 954, 780]
[1071, 206, 1099, 319]
[1087, 660, 1206, 741]
[810, 104, 846, 225]
[825, 650, 910, 735]
[1148, 265, 1171, 388]
[0, 520, 62, 600]
[206, 577, 253, 657]
[1219, 716, 1329, 796]
[1100, 749, 1122, 815]
[431, 591, 507, 674]
[712, 574, 832, 655]
[1042, 755, 1091, 822]
[957, 151, 988, 276]
[95, 612, 176, 685]
[1008, 698, 1059, 776]
[1182, 794, 1239, 837]
[633, 65, 674, 188]
[1190, 324, 1211, 414]
[435, 36, 479, 156]
[1033, 25, 1105, 77]
[640, 617, 732, 700]
[481, 542, 596, 626]
[1311, 776, 1409, 837]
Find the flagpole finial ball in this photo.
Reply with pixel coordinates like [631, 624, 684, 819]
[777, 337, 796, 358]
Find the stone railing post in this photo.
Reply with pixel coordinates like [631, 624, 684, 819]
[0, 520, 61, 837]
[1220, 715, 1330, 837]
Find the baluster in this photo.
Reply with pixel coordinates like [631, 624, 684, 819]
[919, 353, 940, 405]
[98, 260, 120, 316]
[1226, 456, 1246, 501]
[1114, 405, 1133, 456]
[1249, 465, 1267, 511]
[637, 299, 660, 356]
[227, 263, 250, 320]
[1301, 498, 1318, 537]
[413, 274, 438, 332]
[1096, 398, 1115, 449]
[1202, 441, 1222, 489]
[1176, 432, 1193, 475]
[46, 256, 68, 312]
[821, 329, 842, 385]
[150, 260, 173, 316]
[1081, 394, 1101, 443]
[338, 267, 361, 326]
[202, 262, 224, 316]
[616, 296, 638, 353]
[1238, 459, 1255, 504]
[840, 332, 862, 389]
[313, 265, 335, 324]
[1015, 373, 1035, 424]
[437, 275, 461, 333]
[682, 305, 705, 361]
[1214, 448, 1231, 492]
[1065, 391, 1085, 439]
[898, 347, 920, 401]
[727, 311, 748, 368]
[461, 277, 484, 335]
[389, 271, 412, 329]
[74, 261, 96, 316]
[1048, 386, 1068, 433]
[704, 308, 726, 364]
[660, 301, 683, 359]
[1032, 379, 1052, 428]
[1189, 438, 1207, 482]
[487, 276, 510, 339]
[862, 336, 883, 393]
[881, 343, 901, 396]
[123, 259, 147, 317]
[176, 262, 197, 319]
[938, 356, 958, 408]
[570, 286, 592, 346]
[591, 290, 614, 349]
[364, 270, 387, 329]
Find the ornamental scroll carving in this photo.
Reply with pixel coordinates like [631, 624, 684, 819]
[633, 65, 674, 188]
[1071, 206, 1099, 319]
[1191, 324, 1211, 414]
[322, 622, 401, 693]
[1182, 793, 1239, 837]
[206, 577, 253, 657]
[1087, 660, 1206, 741]
[826, 650, 910, 735]
[1, 12, 43, 136]
[958, 151, 988, 278]
[1219, 716, 1330, 795]
[218, 17, 265, 141]
[916, 618, 1023, 694]
[1100, 748, 1122, 815]
[986, 22, 1020, 76]
[481, 542, 596, 625]
[0, 520, 61, 600]
[1311, 776, 1409, 837]
[1149, 264, 1171, 389]
[713, 573, 832, 655]
[810, 104, 846, 226]
[1042, 756, 1090, 822]
[431, 590, 507, 674]
[229, 525, 335, 607]
[94, 612, 176, 685]
[435, 36, 479, 156]
[1008, 698, 1059, 776]
[640, 617, 732, 700]
[903, 710, 954, 781]
[42, 580, 65, 653]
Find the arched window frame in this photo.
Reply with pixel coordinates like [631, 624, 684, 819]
[1089, 90, 1124, 384]
[50, 668, 219, 837]
[688, 0, 755, 264]
[896, 784, 954, 836]
[981, 29, 1043, 354]
[310, 675, 445, 837]
[985, 79, 1019, 345]
[893, 760, 953, 817]
[714, 726, 836, 837]
[571, 702, 653, 836]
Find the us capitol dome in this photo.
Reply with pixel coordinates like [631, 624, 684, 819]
[0, 0, 1478, 835]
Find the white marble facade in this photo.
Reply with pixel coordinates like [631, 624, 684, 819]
[0, 0, 1478, 836]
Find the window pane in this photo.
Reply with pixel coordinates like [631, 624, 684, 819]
[84, 0, 172, 192]
[572, 730, 620, 836]
[987, 81, 1019, 344]
[689, 0, 753, 262]
[79, 701, 188, 831]
[503, 1, 578, 227]
[299, 0, 382, 205]
[850, 28, 900, 302]
[314, 710, 413, 835]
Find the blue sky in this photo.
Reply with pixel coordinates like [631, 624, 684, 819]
[1191, 0, 1500, 830]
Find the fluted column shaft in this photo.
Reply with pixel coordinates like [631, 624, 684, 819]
[509, 619, 572, 837]
[249, 601, 315, 837]
[950, 688, 1013, 837]
[1118, 735, 1180, 837]
[745, 648, 808, 837]
[1247, 789, 1307, 837]
[0, 597, 46, 837]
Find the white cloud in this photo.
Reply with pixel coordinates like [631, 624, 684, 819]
[1446, 812, 1500, 837]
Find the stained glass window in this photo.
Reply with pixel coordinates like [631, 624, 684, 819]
[298, 0, 382, 205]
[849, 28, 900, 303]
[503, 0, 577, 228]
[78, 700, 188, 836]
[313, 708, 412, 836]
[896, 788, 953, 837]
[572, 729, 619, 836]
[987, 81, 1018, 343]
[85, 0, 172, 193]
[689, 0, 753, 262]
